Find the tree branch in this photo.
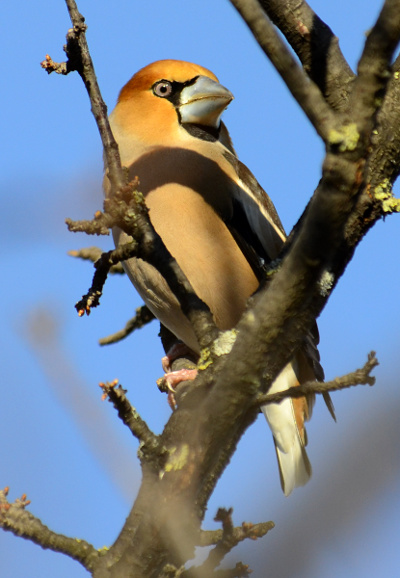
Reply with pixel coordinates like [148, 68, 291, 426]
[42, 1, 218, 351]
[259, 0, 355, 109]
[183, 3, 400, 517]
[73, 243, 139, 316]
[350, 0, 400, 142]
[192, 508, 274, 575]
[32, 1, 400, 576]
[62, 0, 124, 192]
[99, 381, 163, 460]
[198, 519, 274, 547]
[68, 184, 219, 348]
[48, 2, 219, 350]
[0, 488, 99, 572]
[99, 305, 155, 346]
[68, 246, 125, 274]
[229, 0, 337, 141]
[255, 351, 378, 407]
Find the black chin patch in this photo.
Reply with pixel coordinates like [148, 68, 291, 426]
[182, 123, 220, 142]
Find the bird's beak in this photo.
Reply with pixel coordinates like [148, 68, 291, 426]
[179, 75, 234, 128]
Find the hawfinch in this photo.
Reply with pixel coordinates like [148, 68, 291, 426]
[104, 60, 331, 496]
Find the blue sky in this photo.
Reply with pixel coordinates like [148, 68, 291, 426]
[1, 1, 399, 576]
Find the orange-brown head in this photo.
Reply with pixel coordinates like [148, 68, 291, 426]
[111, 60, 233, 147]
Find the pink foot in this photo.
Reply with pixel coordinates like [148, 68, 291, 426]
[165, 368, 198, 389]
[159, 342, 199, 409]
[164, 368, 198, 409]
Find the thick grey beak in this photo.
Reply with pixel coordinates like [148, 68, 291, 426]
[179, 75, 233, 128]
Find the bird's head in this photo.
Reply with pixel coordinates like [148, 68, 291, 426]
[112, 60, 234, 145]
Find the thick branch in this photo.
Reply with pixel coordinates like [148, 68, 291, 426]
[350, 0, 400, 141]
[0, 489, 99, 571]
[229, 0, 336, 141]
[259, 0, 355, 109]
[37, 1, 400, 576]
[185, 10, 400, 513]
[367, 72, 400, 189]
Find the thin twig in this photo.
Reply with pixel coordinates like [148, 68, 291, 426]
[0, 488, 99, 572]
[99, 305, 155, 346]
[48, 4, 219, 348]
[198, 520, 274, 547]
[74, 243, 139, 315]
[255, 352, 378, 407]
[68, 185, 219, 347]
[41, 54, 69, 75]
[99, 381, 163, 458]
[63, 0, 125, 192]
[65, 215, 111, 236]
[68, 246, 125, 274]
[183, 563, 252, 578]
[185, 508, 272, 577]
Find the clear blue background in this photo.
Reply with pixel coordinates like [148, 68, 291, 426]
[1, 1, 399, 576]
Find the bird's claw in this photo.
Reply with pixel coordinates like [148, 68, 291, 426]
[158, 368, 198, 410]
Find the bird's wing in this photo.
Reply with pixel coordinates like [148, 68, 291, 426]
[224, 151, 334, 494]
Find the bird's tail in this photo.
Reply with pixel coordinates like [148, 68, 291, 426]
[272, 423, 312, 496]
[261, 359, 313, 496]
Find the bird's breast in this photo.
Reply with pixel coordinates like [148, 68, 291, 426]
[145, 181, 259, 331]
[109, 140, 260, 342]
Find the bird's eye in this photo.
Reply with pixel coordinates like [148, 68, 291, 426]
[153, 81, 173, 98]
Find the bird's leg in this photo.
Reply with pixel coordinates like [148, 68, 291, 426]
[161, 342, 198, 372]
[160, 342, 199, 409]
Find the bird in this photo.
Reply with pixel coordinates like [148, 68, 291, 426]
[103, 59, 333, 496]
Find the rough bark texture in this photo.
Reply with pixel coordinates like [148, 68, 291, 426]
[4, 1, 400, 577]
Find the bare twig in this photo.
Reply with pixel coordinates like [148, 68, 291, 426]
[183, 562, 252, 578]
[68, 181, 148, 314]
[198, 520, 274, 547]
[65, 215, 111, 236]
[99, 379, 164, 460]
[68, 183, 219, 347]
[255, 352, 378, 407]
[52, 3, 219, 349]
[184, 508, 273, 577]
[41, 54, 69, 75]
[99, 305, 155, 345]
[99, 381, 163, 458]
[64, 0, 125, 191]
[68, 246, 125, 274]
[74, 243, 139, 316]
[0, 488, 99, 571]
